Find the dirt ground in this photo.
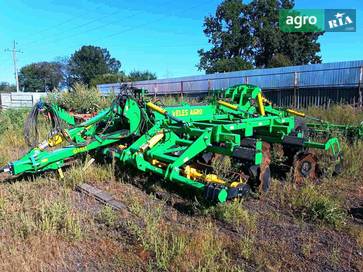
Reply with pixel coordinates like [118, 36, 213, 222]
[0, 164, 361, 272]
[0, 105, 362, 271]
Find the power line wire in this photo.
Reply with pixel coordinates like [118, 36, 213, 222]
[22, 1, 177, 49]
[27, 0, 212, 57]
[25, 9, 144, 50]
[104, 0, 212, 39]
[21, 3, 106, 47]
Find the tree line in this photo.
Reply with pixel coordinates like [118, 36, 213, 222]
[1, 45, 157, 93]
[12, 45, 156, 92]
[1, 0, 323, 92]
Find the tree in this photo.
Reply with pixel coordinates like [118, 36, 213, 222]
[19, 62, 64, 92]
[68, 45, 121, 85]
[199, 57, 253, 74]
[0, 82, 16, 93]
[198, 0, 323, 73]
[268, 53, 293, 68]
[89, 72, 128, 87]
[55, 56, 72, 89]
[128, 70, 157, 82]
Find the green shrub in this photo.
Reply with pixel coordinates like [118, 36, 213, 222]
[0, 109, 28, 135]
[47, 83, 114, 113]
[291, 186, 345, 227]
[208, 201, 256, 233]
[340, 140, 363, 177]
[211, 155, 232, 179]
[305, 105, 363, 125]
[17, 212, 36, 239]
[0, 196, 5, 221]
[97, 205, 117, 227]
[61, 163, 114, 188]
[128, 201, 187, 271]
[36, 200, 82, 240]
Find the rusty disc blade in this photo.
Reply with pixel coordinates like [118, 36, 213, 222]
[259, 142, 271, 193]
[293, 152, 319, 185]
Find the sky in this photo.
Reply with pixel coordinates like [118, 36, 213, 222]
[0, 0, 362, 84]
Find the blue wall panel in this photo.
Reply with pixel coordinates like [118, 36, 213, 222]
[98, 61, 363, 95]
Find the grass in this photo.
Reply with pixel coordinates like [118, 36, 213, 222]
[301, 238, 313, 258]
[97, 205, 117, 227]
[0, 103, 362, 271]
[157, 94, 201, 106]
[292, 185, 346, 227]
[340, 140, 363, 178]
[1, 180, 83, 240]
[60, 161, 115, 188]
[37, 199, 82, 240]
[127, 195, 245, 271]
[273, 184, 346, 228]
[208, 200, 257, 233]
[128, 199, 187, 270]
[47, 83, 114, 113]
[211, 155, 232, 179]
[305, 104, 363, 125]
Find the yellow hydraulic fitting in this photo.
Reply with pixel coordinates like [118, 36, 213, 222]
[262, 96, 272, 105]
[48, 134, 63, 147]
[184, 165, 226, 185]
[286, 109, 306, 118]
[150, 159, 168, 168]
[146, 102, 167, 114]
[218, 100, 238, 110]
[118, 144, 127, 150]
[257, 93, 266, 116]
[139, 131, 164, 153]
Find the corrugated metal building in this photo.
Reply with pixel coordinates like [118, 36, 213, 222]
[98, 60, 363, 108]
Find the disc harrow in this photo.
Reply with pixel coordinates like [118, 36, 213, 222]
[0, 84, 358, 203]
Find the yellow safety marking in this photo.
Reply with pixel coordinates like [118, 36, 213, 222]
[146, 102, 167, 114]
[257, 93, 266, 116]
[218, 100, 238, 110]
[286, 109, 306, 117]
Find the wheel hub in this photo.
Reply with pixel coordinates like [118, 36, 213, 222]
[293, 152, 319, 184]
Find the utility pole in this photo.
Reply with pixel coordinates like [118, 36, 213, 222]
[5, 40, 23, 92]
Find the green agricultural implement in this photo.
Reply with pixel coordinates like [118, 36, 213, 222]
[0, 84, 355, 202]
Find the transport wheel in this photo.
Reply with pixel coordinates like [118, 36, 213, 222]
[292, 152, 319, 185]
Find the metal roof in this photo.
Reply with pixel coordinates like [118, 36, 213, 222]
[97, 60, 363, 95]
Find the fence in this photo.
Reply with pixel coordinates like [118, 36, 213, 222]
[0, 92, 46, 109]
[98, 60, 363, 108]
[1, 62, 362, 109]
